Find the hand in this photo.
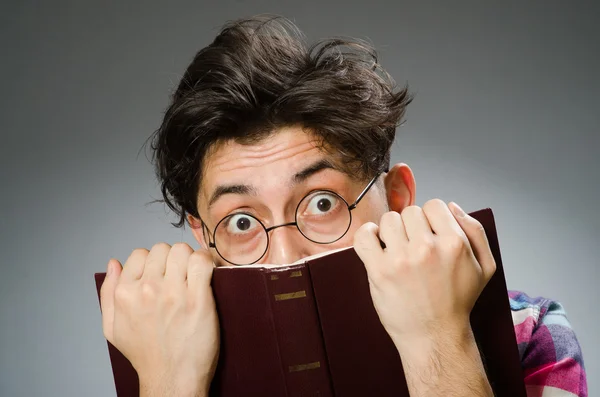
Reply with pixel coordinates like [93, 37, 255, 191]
[353, 199, 496, 347]
[100, 243, 220, 397]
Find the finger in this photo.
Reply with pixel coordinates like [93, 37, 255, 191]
[353, 222, 385, 273]
[378, 211, 407, 253]
[141, 243, 171, 280]
[422, 199, 464, 238]
[449, 202, 497, 281]
[187, 249, 215, 298]
[401, 205, 432, 241]
[100, 258, 122, 342]
[120, 248, 148, 282]
[165, 242, 193, 283]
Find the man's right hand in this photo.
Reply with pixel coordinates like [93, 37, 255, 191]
[100, 243, 220, 397]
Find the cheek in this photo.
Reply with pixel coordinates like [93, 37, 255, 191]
[300, 231, 355, 257]
[326, 210, 379, 250]
[351, 198, 388, 228]
[343, 220, 366, 247]
[340, 198, 388, 244]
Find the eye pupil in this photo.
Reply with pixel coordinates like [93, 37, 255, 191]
[317, 198, 332, 212]
[236, 217, 251, 231]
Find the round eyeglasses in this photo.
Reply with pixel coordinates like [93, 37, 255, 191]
[202, 172, 382, 266]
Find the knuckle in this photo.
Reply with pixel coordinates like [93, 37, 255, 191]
[414, 238, 436, 263]
[380, 211, 400, 226]
[401, 205, 421, 217]
[140, 280, 160, 300]
[466, 217, 485, 234]
[162, 289, 182, 308]
[151, 242, 171, 252]
[445, 235, 466, 255]
[474, 221, 486, 235]
[114, 283, 132, 305]
[171, 242, 193, 253]
[355, 222, 375, 239]
[422, 198, 445, 213]
[363, 221, 378, 231]
[130, 248, 149, 260]
[394, 253, 411, 268]
[421, 236, 436, 251]
[368, 221, 380, 232]
[169, 243, 194, 263]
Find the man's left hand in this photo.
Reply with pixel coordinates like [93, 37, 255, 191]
[353, 199, 497, 349]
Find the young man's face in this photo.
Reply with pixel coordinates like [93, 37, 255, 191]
[189, 125, 416, 266]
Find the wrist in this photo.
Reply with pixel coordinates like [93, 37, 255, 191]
[392, 325, 493, 397]
[391, 320, 475, 358]
[138, 371, 210, 397]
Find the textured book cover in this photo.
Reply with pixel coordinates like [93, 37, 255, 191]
[94, 208, 526, 396]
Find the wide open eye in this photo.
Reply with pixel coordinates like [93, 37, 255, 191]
[304, 192, 339, 216]
[224, 213, 261, 235]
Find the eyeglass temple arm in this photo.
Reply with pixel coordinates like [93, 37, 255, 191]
[348, 168, 387, 210]
[200, 220, 217, 248]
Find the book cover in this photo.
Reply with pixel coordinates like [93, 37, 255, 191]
[94, 208, 526, 396]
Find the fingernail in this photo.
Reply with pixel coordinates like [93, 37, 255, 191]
[107, 259, 113, 276]
[452, 202, 466, 217]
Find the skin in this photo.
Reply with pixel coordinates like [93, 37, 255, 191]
[100, 125, 496, 397]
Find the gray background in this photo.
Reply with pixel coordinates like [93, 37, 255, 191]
[1, 1, 598, 395]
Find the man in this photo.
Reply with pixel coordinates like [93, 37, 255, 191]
[100, 16, 587, 397]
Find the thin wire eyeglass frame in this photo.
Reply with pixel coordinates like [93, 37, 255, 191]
[202, 171, 384, 266]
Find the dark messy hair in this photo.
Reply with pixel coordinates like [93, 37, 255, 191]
[148, 15, 412, 228]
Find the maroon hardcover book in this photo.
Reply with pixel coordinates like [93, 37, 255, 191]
[94, 208, 526, 396]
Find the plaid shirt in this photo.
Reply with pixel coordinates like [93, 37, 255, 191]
[509, 291, 587, 397]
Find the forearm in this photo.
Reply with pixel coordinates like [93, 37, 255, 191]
[393, 327, 494, 397]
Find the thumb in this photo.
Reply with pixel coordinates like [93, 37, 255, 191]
[449, 202, 497, 281]
[100, 258, 122, 342]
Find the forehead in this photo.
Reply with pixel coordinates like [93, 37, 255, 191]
[206, 126, 322, 169]
[201, 126, 336, 194]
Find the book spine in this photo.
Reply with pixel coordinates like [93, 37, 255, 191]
[265, 264, 334, 397]
[210, 267, 288, 396]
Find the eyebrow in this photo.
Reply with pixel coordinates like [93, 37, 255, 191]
[292, 158, 339, 184]
[208, 184, 258, 208]
[207, 158, 340, 208]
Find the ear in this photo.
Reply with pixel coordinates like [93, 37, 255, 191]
[187, 214, 209, 249]
[383, 163, 416, 212]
